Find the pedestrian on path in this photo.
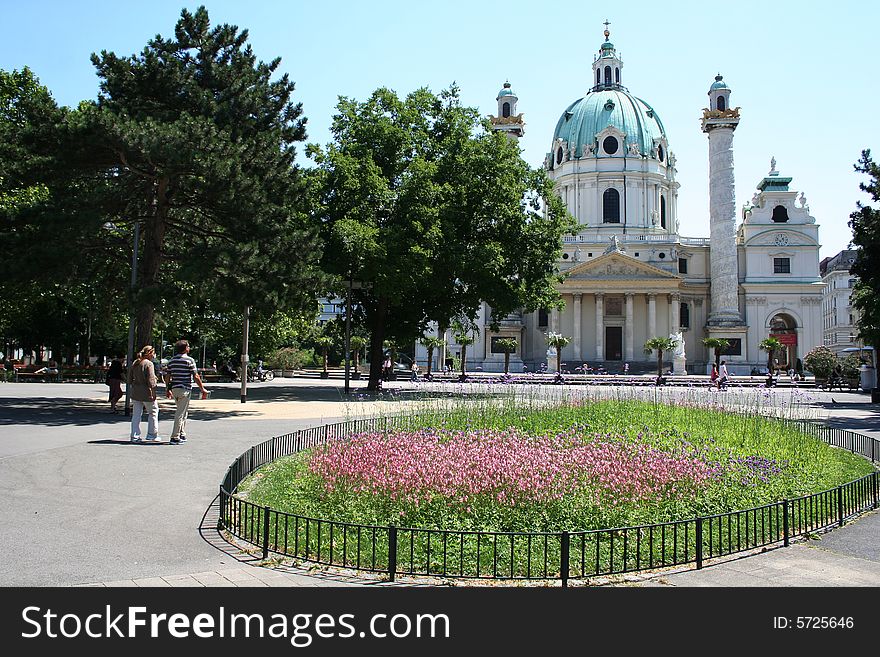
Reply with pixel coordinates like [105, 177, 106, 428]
[128, 345, 160, 442]
[163, 340, 208, 445]
[106, 356, 125, 413]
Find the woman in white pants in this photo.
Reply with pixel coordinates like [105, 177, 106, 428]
[128, 345, 160, 442]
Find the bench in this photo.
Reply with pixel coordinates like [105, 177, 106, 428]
[14, 370, 57, 382]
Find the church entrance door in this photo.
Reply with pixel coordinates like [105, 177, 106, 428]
[605, 327, 623, 361]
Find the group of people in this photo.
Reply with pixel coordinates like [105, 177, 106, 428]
[709, 360, 730, 390]
[108, 339, 209, 444]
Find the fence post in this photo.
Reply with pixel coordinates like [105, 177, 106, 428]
[249, 446, 255, 472]
[782, 499, 789, 548]
[217, 486, 225, 530]
[271, 438, 276, 463]
[695, 517, 703, 570]
[262, 506, 271, 560]
[837, 486, 844, 527]
[874, 472, 879, 511]
[560, 531, 570, 588]
[388, 526, 398, 582]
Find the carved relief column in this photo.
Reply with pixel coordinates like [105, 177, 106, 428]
[625, 293, 635, 362]
[573, 293, 582, 361]
[595, 293, 604, 361]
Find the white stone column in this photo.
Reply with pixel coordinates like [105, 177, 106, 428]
[595, 293, 604, 361]
[551, 305, 560, 334]
[573, 293, 582, 361]
[625, 293, 634, 362]
[704, 122, 743, 326]
[646, 294, 657, 362]
[670, 293, 681, 335]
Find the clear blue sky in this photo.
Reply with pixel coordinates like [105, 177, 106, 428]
[3, 0, 876, 259]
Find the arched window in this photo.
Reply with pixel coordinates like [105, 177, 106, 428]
[603, 188, 621, 223]
[660, 195, 667, 229]
[597, 69, 601, 85]
[772, 205, 789, 222]
[502, 102, 510, 118]
[604, 66, 612, 85]
[615, 67, 620, 83]
[556, 147, 564, 165]
[717, 96, 726, 111]
[657, 144, 664, 162]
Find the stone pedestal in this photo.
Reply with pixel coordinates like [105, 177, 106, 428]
[673, 356, 687, 375]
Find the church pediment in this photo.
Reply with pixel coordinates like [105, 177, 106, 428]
[564, 252, 682, 281]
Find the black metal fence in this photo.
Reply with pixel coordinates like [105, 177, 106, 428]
[219, 415, 880, 586]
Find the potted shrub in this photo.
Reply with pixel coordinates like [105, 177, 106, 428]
[453, 331, 476, 382]
[316, 336, 333, 379]
[546, 332, 571, 377]
[644, 336, 677, 385]
[701, 337, 730, 371]
[419, 336, 444, 380]
[348, 335, 367, 379]
[495, 337, 519, 376]
[803, 345, 837, 387]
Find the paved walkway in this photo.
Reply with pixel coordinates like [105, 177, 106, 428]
[0, 378, 877, 587]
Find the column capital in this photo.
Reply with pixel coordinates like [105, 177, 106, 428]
[572, 292, 583, 301]
[595, 291, 605, 299]
[646, 292, 657, 300]
[624, 292, 635, 299]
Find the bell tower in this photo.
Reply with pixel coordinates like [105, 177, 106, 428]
[489, 81, 525, 140]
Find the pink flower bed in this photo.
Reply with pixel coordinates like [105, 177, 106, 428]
[308, 428, 713, 507]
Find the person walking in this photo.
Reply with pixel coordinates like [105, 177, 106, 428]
[163, 340, 208, 445]
[718, 360, 730, 390]
[128, 345, 160, 442]
[710, 362, 719, 389]
[106, 356, 125, 413]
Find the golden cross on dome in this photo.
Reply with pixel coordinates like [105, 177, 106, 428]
[603, 19, 611, 40]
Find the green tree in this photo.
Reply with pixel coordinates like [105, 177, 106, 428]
[644, 336, 677, 379]
[310, 84, 573, 390]
[546, 332, 571, 375]
[494, 337, 518, 376]
[759, 337, 784, 374]
[419, 335, 444, 379]
[849, 150, 880, 348]
[82, 6, 324, 345]
[701, 337, 730, 369]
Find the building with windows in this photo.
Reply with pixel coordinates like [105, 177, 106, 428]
[416, 27, 824, 374]
[820, 250, 860, 354]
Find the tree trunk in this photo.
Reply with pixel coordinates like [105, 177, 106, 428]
[460, 344, 467, 380]
[657, 351, 664, 377]
[354, 350, 360, 373]
[367, 297, 389, 391]
[426, 346, 434, 378]
[504, 351, 510, 375]
[322, 348, 328, 374]
[135, 177, 170, 347]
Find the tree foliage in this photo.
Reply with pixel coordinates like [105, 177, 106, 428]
[310, 84, 574, 389]
[2, 7, 326, 361]
[849, 149, 880, 347]
[644, 336, 677, 378]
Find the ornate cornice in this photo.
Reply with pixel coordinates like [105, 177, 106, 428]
[490, 114, 525, 125]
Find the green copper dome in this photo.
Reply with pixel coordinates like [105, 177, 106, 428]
[709, 74, 728, 91]
[497, 81, 515, 98]
[551, 89, 667, 159]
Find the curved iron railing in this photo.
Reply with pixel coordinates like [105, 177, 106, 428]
[219, 414, 879, 586]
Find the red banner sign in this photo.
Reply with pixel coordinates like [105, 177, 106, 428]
[770, 333, 797, 345]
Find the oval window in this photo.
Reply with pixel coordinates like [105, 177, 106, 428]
[603, 136, 619, 155]
[556, 147, 564, 165]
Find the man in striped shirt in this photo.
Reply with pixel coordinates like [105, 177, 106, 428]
[163, 339, 208, 445]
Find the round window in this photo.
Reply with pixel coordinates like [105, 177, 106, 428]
[603, 136, 619, 155]
[659, 252, 666, 259]
[562, 253, 569, 259]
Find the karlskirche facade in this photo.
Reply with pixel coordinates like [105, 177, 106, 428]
[416, 28, 824, 375]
